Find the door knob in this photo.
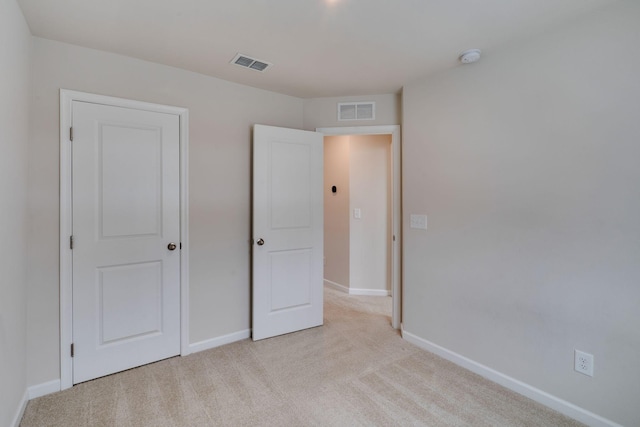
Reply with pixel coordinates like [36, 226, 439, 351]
[256, 238, 265, 246]
[167, 242, 177, 251]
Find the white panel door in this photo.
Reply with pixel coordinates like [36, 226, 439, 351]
[252, 125, 324, 340]
[72, 101, 180, 384]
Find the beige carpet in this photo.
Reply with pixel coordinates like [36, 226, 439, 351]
[21, 287, 583, 426]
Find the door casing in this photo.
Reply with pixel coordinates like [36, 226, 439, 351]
[317, 125, 401, 330]
[59, 89, 190, 390]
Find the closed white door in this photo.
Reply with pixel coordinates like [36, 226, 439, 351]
[252, 125, 324, 340]
[72, 101, 181, 384]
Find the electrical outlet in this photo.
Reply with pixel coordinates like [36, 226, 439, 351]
[410, 214, 427, 230]
[574, 350, 594, 377]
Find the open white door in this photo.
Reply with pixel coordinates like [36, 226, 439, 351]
[252, 125, 324, 340]
[71, 101, 181, 383]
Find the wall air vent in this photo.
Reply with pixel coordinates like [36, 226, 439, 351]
[338, 102, 376, 121]
[230, 53, 272, 72]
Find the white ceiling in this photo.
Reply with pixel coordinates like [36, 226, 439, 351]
[17, 0, 616, 98]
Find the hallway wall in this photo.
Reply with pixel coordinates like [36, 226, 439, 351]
[349, 135, 391, 293]
[324, 135, 351, 288]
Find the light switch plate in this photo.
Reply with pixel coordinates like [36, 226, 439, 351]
[410, 214, 427, 230]
[354, 208, 362, 219]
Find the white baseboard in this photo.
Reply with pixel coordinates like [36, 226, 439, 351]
[10, 380, 62, 427]
[348, 288, 391, 296]
[188, 329, 250, 354]
[324, 280, 390, 296]
[324, 279, 349, 293]
[28, 379, 61, 399]
[402, 329, 621, 427]
[11, 333, 249, 426]
[18, 332, 249, 405]
[11, 390, 28, 427]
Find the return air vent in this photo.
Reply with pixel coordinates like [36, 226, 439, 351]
[230, 53, 272, 72]
[338, 102, 376, 121]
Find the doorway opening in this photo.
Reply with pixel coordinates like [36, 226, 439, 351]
[317, 126, 401, 329]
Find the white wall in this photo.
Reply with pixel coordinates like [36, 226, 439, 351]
[27, 38, 303, 387]
[349, 135, 391, 293]
[323, 136, 350, 288]
[0, 0, 31, 424]
[303, 93, 400, 131]
[402, 2, 640, 426]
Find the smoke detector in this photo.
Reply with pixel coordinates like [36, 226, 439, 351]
[459, 49, 481, 64]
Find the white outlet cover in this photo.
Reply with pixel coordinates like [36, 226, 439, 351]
[574, 349, 594, 377]
[410, 214, 427, 230]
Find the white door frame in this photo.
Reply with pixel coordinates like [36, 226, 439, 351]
[59, 89, 190, 390]
[317, 125, 401, 330]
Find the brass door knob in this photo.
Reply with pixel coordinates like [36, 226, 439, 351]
[168, 242, 177, 251]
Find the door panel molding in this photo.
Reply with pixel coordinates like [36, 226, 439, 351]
[316, 125, 401, 330]
[59, 89, 189, 390]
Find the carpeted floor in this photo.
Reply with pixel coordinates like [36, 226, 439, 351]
[21, 286, 583, 426]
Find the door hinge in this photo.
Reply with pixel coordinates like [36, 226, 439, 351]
[393, 235, 396, 242]
[70, 343, 74, 357]
[70, 235, 74, 250]
[70, 127, 73, 142]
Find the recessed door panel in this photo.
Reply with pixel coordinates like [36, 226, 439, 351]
[100, 124, 162, 239]
[270, 142, 312, 230]
[99, 261, 162, 344]
[270, 249, 312, 311]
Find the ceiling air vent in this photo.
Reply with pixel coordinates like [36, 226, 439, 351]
[230, 53, 272, 72]
[338, 102, 376, 121]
